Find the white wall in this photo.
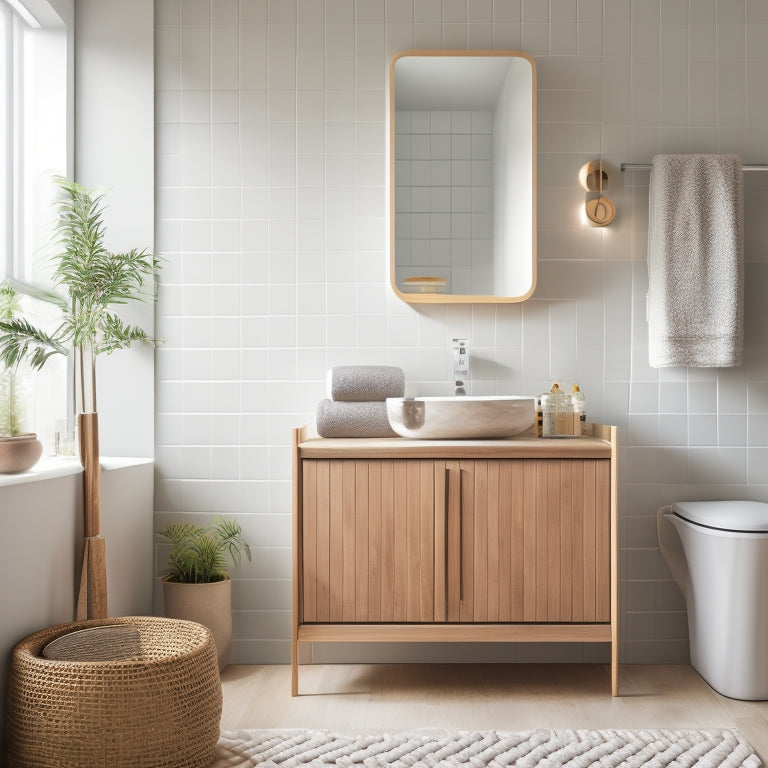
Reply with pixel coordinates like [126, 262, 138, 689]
[493, 57, 534, 298]
[153, 0, 768, 665]
[74, 0, 155, 458]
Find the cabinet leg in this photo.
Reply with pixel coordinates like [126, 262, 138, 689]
[611, 643, 619, 696]
[291, 639, 299, 696]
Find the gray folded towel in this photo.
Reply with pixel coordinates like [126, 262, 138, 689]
[326, 366, 405, 402]
[647, 153, 744, 367]
[316, 399, 398, 438]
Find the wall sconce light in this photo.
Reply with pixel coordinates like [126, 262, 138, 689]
[579, 160, 616, 227]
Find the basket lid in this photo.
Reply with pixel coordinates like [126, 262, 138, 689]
[42, 624, 142, 662]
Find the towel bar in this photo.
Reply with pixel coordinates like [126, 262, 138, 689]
[621, 162, 768, 172]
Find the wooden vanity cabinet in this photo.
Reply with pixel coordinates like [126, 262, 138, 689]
[292, 425, 618, 696]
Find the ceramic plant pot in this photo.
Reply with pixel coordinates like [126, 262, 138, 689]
[0, 433, 43, 473]
[162, 576, 232, 670]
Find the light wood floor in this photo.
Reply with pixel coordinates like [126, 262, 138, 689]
[220, 664, 768, 761]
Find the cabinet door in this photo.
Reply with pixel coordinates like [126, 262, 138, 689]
[301, 459, 436, 623]
[445, 459, 610, 623]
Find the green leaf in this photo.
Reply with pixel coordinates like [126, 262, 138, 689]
[3, 175, 163, 411]
[4, 277, 68, 310]
[159, 517, 251, 584]
[0, 318, 68, 371]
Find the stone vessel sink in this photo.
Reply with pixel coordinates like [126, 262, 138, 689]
[386, 396, 536, 439]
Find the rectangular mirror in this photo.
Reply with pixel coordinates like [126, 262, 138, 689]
[389, 50, 536, 303]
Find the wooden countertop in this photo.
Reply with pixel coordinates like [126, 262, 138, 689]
[296, 424, 614, 460]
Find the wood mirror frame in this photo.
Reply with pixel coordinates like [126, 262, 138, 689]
[389, 50, 537, 304]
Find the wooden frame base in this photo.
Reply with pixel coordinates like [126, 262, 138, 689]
[292, 623, 617, 697]
[298, 623, 611, 644]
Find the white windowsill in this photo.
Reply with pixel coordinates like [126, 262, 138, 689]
[0, 455, 153, 488]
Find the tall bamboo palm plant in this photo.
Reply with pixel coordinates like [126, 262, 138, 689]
[0, 175, 160, 619]
[0, 176, 157, 413]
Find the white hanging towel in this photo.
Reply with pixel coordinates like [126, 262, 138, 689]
[647, 153, 744, 367]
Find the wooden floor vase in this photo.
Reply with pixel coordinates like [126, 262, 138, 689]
[76, 412, 108, 620]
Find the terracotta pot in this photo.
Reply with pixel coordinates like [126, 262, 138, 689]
[0, 434, 43, 473]
[162, 576, 232, 670]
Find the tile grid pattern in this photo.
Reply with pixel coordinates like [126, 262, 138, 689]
[154, 0, 768, 664]
[394, 108, 495, 295]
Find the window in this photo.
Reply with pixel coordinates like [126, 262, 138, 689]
[1, 0, 70, 453]
[1, 0, 69, 282]
[1, 2, 13, 276]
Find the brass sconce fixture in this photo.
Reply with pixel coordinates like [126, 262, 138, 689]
[579, 160, 616, 227]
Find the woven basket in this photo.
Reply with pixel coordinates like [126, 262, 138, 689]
[6, 616, 222, 768]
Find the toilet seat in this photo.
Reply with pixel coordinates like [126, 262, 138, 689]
[673, 500, 768, 533]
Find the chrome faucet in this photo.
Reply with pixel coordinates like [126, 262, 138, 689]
[452, 338, 470, 396]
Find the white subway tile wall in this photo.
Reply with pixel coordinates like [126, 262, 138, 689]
[154, 0, 768, 665]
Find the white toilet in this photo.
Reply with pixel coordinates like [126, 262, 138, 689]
[657, 501, 768, 700]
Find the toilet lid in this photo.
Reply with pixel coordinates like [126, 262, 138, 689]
[672, 500, 768, 532]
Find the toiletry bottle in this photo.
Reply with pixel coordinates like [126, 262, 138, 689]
[571, 384, 586, 435]
[560, 384, 573, 435]
[541, 382, 569, 437]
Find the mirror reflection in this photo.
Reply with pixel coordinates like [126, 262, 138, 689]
[390, 51, 536, 303]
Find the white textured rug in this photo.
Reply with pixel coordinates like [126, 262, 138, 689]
[213, 728, 762, 768]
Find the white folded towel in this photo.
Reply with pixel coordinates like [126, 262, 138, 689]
[647, 153, 744, 368]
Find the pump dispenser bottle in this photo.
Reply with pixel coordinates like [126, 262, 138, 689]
[571, 384, 586, 435]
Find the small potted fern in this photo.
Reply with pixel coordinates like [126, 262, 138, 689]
[159, 516, 251, 670]
[0, 282, 42, 472]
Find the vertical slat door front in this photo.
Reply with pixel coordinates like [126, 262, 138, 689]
[302, 457, 609, 625]
[301, 459, 436, 623]
[447, 459, 611, 623]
